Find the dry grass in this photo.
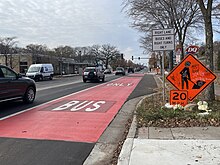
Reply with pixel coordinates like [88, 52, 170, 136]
[136, 93, 220, 128]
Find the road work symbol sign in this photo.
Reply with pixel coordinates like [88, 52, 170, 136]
[166, 54, 216, 101]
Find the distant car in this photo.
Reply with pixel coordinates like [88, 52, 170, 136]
[115, 67, 125, 75]
[104, 69, 112, 74]
[0, 64, 36, 103]
[82, 66, 105, 82]
[128, 67, 134, 73]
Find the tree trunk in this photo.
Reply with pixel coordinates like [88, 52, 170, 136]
[180, 41, 184, 60]
[197, 0, 215, 100]
[205, 18, 215, 100]
[197, 0, 215, 101]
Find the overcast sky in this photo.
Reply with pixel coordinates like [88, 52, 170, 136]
[0, 0, 147, 63]
[1, 0, 219, 65]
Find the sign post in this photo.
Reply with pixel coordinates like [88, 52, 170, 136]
[152, 28, 175, 103]
[175, 44, 182, 64]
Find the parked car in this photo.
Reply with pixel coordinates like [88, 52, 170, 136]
[104, 68, 112, 74]
[82, 66, 105, 82]
[0, 64, 36, 103]
[26, 64, 54, 81]
[115, 67, 125, 75]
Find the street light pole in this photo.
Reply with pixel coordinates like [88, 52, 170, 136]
[79, 50, 82, 63]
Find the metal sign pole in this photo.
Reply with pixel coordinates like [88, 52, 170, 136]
[162, 51, 165, 103]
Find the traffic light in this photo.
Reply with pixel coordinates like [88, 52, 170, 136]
[132, 56, 133, 60]
[121, 53, 124, 60]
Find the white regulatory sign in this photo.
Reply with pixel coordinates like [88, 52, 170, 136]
[152, 28, 175, 51]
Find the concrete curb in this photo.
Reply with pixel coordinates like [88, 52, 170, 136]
[117, 117, 136, 165]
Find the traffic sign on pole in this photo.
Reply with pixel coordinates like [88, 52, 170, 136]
[152, 28, 175, 51]
[170, 90, 188, 106]
[152, 28, 175, 103]
[186, 45, 200, 54]
[166, 54, 216, 101]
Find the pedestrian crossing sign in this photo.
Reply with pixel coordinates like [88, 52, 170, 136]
[166, 54, 216, 101]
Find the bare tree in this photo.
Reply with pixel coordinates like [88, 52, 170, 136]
[99, 44, 120, 69]
[90, 45, 101, 65]
[0, 37, 18, 66]
[89, 44, 121, 68]
[54, 46, 68, 74]
[74, 47, 92, 63]
[197, 0, 219, 100]
[26, 44, 48, 63]
[123, 0, 202, 60]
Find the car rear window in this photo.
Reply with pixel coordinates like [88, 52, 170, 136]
[84, 68, 95, 72]
[116, 67, 123, 71]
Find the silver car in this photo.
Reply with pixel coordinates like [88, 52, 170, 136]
[115, 67, 125, 75]
[82, 67, 105, 82]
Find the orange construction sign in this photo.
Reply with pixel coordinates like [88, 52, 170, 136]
[166, 54, 216, 101]
[170, 90, 188, 106]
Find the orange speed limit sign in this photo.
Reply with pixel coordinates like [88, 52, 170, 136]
[170, 90, 188, 106]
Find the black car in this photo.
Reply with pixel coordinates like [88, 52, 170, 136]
[0, 65, 36, 103]
[128, 67, 134, 73]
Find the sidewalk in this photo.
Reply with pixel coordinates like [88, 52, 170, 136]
[117, 79, 220, 165]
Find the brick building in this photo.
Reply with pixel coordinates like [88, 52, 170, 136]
[0, 53, 91, 75]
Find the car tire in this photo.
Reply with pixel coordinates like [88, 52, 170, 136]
[49, 75, 53, 80]
[23, 86, 36, 103]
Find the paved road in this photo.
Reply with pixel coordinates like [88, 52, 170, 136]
[0, 73, 157, 165]
[0, 74, 116, 118]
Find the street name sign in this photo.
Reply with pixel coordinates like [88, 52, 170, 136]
[152, 28, 175, 51]
[166, 54, 216, 101]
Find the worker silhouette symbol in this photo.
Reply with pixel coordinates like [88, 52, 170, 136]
[180, 61, 191, 89]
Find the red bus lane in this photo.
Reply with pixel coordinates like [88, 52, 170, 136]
[0, 76, 142, 142]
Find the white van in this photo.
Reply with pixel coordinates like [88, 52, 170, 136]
[26, 64, 54, 81]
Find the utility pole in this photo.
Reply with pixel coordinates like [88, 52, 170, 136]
[79, 50, 82, 63]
